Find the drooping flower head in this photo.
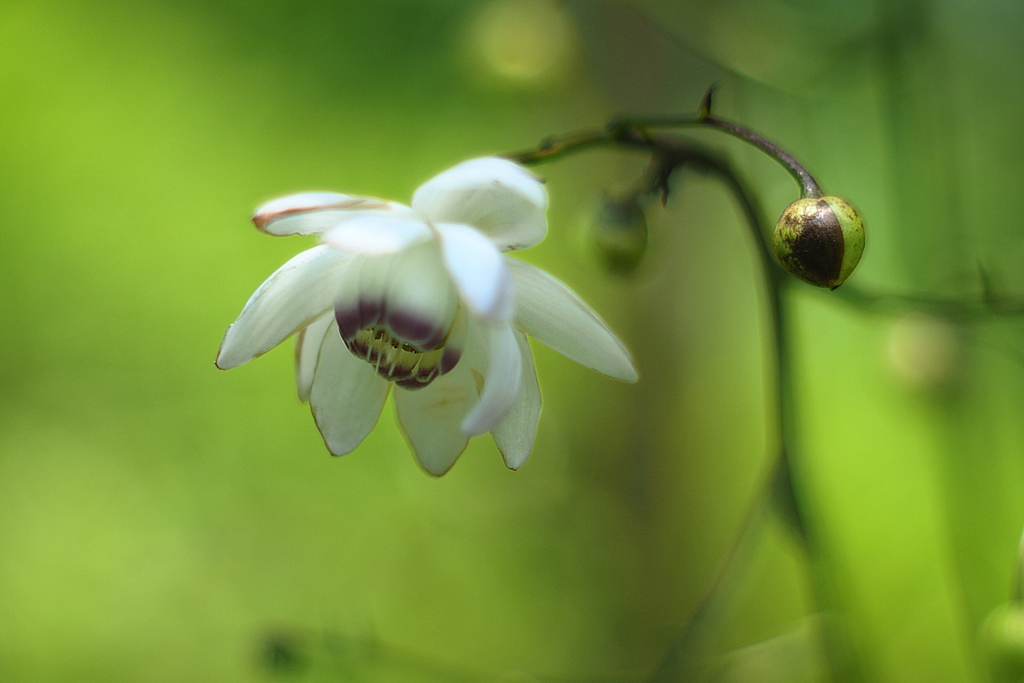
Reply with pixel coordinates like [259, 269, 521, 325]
[217, 158, 637, 475]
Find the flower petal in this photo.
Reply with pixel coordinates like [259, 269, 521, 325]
[216, 245, 350, 370]
[295, 311, 334, 402]
[309, 322, 391, 456]
[434, 223, 513, 323]
[461, 322, 522, 436]
[322, 214, 432, 255]
[331, 243, 460, 352]
[332, 253, 393, 343]
[491, 330, 541, 470]
[253, 192, 413, 236]
[393, 346, 479, 476]
[381, 242, 459, 350]
[507, 258, 638, 382]
[411, 157, 548, 252]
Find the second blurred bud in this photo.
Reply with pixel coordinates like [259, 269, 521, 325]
[584, 192, 649, 275]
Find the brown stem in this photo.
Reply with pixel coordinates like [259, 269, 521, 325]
[508, 88, 823, 199]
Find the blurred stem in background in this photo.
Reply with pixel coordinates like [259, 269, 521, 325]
[510, 93, 868, 683]
[512, 78, 1024, 680]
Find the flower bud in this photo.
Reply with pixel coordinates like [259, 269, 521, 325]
[980, 603, 1024, 682]
[590, 194, 647, 274]
[773, 196, 864, 289]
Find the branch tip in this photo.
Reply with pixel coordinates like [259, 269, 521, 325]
[699, 84, 717, 119]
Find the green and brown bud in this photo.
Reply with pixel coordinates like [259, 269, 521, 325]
[773, 196, 864, 289]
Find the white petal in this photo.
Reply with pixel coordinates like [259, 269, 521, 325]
[507, 258, 638, 382]
[253, 192, 413, 236]
[295, 311, 333, 402]
[411, 157, 548, 252]
[434, 223, 513, 323]
[381, 242, 459, 350]
[309, 322, 391, 456]
[491, 330, 541, 470]
[461, 322, 522, 436]
[393, 348, 479, 476]
[216, 245, 350, 370]
[332, 247, 460, 352]
[322, 214, 432, 255]
[332, 253, 394, 342]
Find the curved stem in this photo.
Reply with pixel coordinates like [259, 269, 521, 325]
[606, 114, 822, 199]
[701, 116, 822, 199]
[499, 90, 1024, 680]
[511, 130, 871, 681]
[508, 88, 824, 200]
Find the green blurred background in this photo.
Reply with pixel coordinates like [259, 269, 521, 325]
[1, 0, 1023, 681]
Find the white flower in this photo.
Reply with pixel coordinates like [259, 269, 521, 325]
[217, 157, 637, 475]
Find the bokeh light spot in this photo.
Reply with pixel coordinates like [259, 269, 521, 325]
[469, 0, 575, 83]
[886, 314, 960, 388]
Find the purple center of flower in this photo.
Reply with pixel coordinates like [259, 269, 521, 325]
[335, 301, 462, 390]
